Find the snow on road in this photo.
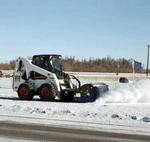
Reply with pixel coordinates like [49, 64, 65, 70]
[0, 75, 150, 135]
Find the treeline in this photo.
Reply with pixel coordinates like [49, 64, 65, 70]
[61, 56, 141, 73]
[0, 56, 143, 73]
[0, 60, 15, 70]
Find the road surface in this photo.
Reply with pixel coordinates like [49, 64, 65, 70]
[0, 121, 150, 142]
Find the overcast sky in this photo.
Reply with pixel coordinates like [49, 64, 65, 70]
[0, 0, 150, 67]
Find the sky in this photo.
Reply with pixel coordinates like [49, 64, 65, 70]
[0, 0, 150, 67]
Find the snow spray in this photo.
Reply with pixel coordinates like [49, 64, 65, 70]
[96, 79, 150, 103]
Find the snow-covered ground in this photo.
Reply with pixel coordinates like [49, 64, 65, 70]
[0, 74, 150, 136]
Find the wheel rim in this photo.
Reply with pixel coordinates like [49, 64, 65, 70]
[41, 87, 50, 98]
[20, 87, 28, 97]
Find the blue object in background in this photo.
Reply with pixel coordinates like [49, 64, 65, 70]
[134, 60, 142, 69]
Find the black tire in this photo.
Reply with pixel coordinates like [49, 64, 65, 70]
[39, 83, 57, 101]
[119, 77, 129, 83]
[18, 83, 34, 100]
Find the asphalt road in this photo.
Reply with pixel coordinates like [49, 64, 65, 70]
[0, 121, 150, 142]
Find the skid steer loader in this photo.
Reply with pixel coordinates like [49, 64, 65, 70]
[12, 54, 108, 102]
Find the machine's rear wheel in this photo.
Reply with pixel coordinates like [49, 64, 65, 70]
[39, 83, 56, 101]
[18, 83, 34, 100]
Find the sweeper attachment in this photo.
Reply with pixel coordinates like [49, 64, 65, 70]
[12, 55, 109, 102]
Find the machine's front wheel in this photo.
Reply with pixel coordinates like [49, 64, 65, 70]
[18, 83, 34, 100]
[39, 83, 56, 101]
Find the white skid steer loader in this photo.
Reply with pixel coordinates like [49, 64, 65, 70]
[12, 54, 108, 102]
